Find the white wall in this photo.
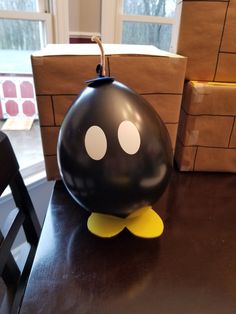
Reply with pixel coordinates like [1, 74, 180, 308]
[69, 0, 101, 34]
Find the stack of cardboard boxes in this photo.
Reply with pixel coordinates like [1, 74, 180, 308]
[175, 0, 236, 171]
[33, 2, 236, 177]
[31, 45, 186, 180]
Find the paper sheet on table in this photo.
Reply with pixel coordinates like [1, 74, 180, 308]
[1, 118, 34, 131]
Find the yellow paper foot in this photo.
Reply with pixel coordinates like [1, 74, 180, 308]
[87, 206, 164, 238]
[88, 213, 126, 238]
[127, 207, 164, 238]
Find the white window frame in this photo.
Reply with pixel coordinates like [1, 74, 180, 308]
[0, 0, 70, 47]
[50, 0, 69, 44]
[101, 0, 182, 53]
[0, 2, 53, 45]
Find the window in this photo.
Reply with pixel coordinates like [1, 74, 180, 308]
[101, 0, 182, 53]
[0, 0, 52, 179]
[0, 0, 53, 73]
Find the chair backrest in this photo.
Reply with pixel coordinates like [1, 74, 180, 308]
[0, 131, 41, 314]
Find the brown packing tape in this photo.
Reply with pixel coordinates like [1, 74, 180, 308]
[108, 56, 187, 94]
[215, 53, 236, 82]
[195, 147, 236, 172]
[177, 1, 228, 81]
[220, 0, 236, 53]
[182, 81, 236, 115]
[36, 96, 54, 126]
[142, 94, 182, 123]
[52, 95, 77, 126]
[191, 84, 205, 104]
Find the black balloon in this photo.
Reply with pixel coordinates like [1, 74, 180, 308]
[57, 77, 172, 217]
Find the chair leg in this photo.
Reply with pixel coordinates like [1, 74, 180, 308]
[2, 255, 20, 287]
[10, 245, 37, 314]
[10, 173, 41, 246]
[0, 232, 20, 286]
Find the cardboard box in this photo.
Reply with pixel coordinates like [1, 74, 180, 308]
[177, 1, 228, 81]
[32, 44, 186, 180]
[214, 53, 236, 82]
[175, 81, 236, 172]
[220, 0, 236, 53]
[177, 0, 236, 82]
[216, 0, 236, 81]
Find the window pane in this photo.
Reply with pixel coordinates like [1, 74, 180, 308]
[123, 0, 176, 18]
[0, 0, 38, 12]
[0, 19, 44, 73]
[122, 21, 172, 51]
[0, 19, 42, 50]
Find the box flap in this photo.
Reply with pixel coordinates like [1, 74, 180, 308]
[32, 44, 184, 58]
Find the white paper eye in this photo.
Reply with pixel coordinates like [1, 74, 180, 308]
[118, 121, 141, 155]
[85, 126, 107, 160]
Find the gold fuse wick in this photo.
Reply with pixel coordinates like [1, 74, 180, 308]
[91, 36, 106, 77]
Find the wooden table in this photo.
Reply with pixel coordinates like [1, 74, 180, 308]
[20, 170, 236, 314]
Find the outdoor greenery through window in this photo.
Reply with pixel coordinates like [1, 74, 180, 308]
[120, 0, 177, 51]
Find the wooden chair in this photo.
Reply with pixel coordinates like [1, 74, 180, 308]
[0, 131, 41, 314]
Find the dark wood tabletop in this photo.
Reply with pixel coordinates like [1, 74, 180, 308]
[20, 170, 236, 314]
